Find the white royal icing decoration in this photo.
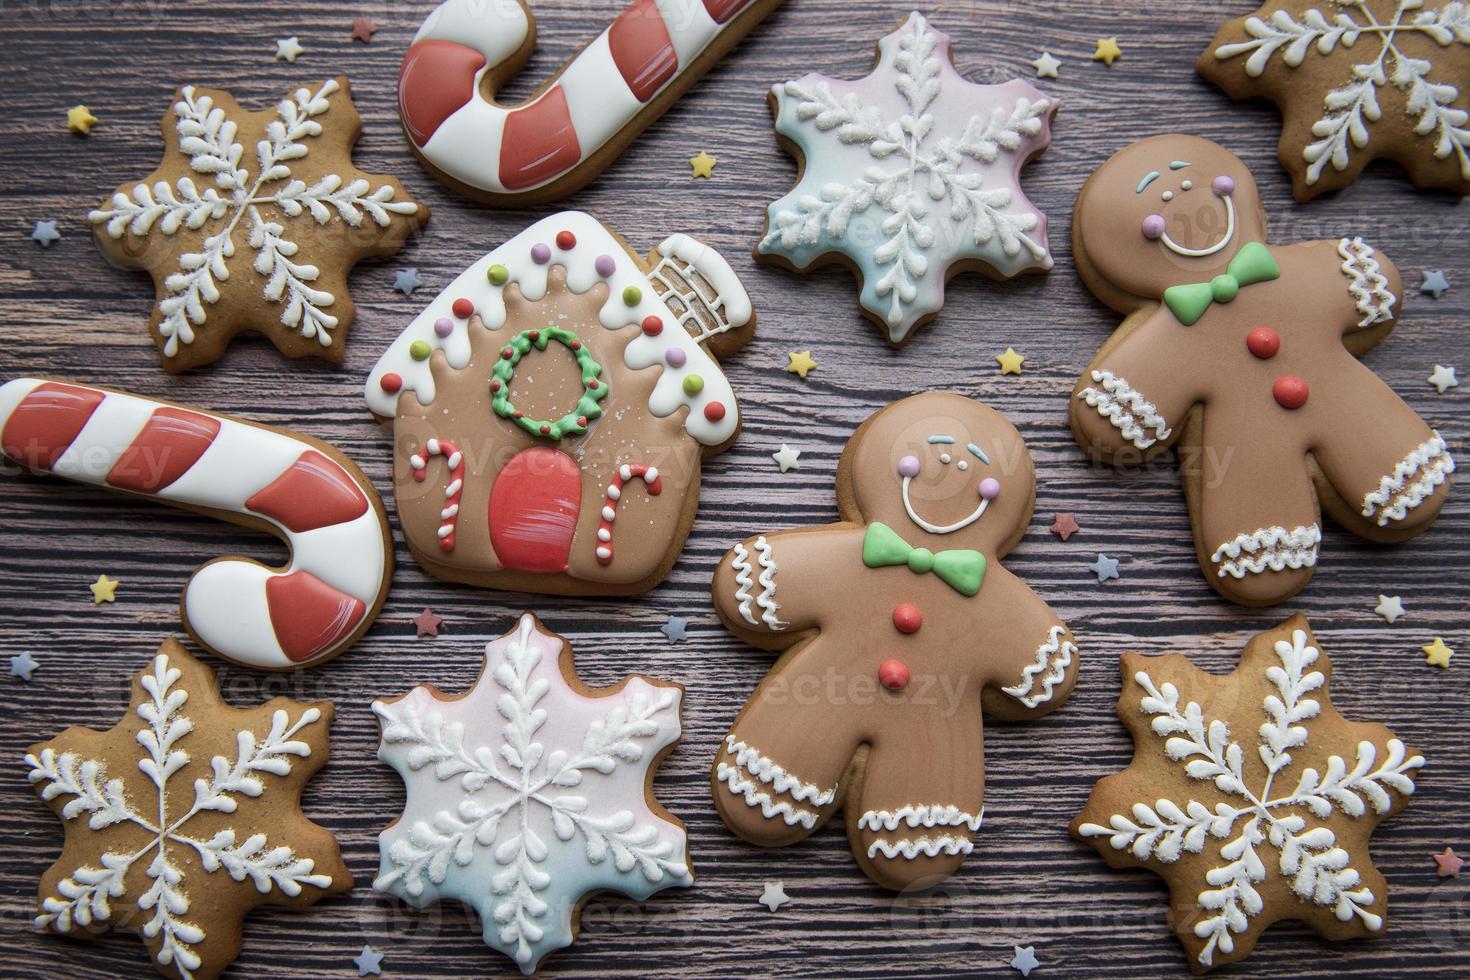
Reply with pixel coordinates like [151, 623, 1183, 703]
[1078, 369, 1174, 450]
[730, 536, 786, 630]
[716, 734, 836, 829]
[866, 834, 974, 860]
[1001, 625, 1076, 708]
[1360, 431, 1455, 525]
[1077, 629, 1424, 968]
[365, 212, 745, 447]
[373, 614, 692, 973]
[1337, 237, 1397, 328]
[1212, 524, 1321, 579]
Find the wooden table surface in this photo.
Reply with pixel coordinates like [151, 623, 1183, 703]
[2, 1, 1466, 977]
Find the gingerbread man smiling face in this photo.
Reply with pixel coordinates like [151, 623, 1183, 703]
[1071, 135, 1454, 606]
[709, 392, 1077, 891]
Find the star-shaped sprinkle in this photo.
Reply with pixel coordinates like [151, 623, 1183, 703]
[1423, 637, 1454, 669]
[89, 573, 118, 603]
[1420, 269, 1450, 299]
[1428, 364, 1459, 394]
[1089, 553, 1120, 583]
[996, 347, 1025, 375]
[759, 881, 790, 911]
[786, 350, 817, 378]
[689, 150, 717, 178]
[1374, 594, 1405, 624]
[354, 944, 385, 975]
[1030, 51, 1061, 78]
[30, 220, 60, 247]
[1010, 945, 1040, 977]
[772, 444, 801, 473]
[392, 267, 423, 296]
[351, 16, 379, 43]
[1434, 847, 1464, 878]
[66, 104, 97, 135]
[10, 651, 39, 682]
[1093, 37, 1123, 65]
[275, 36, 305, 62]
[1050, 512, 1081, 541]
[660, 615, 688, 643]
[412, 607, 443, 638]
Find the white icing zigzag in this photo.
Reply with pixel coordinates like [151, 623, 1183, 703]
[866, 834, 974, 860]
[1001, 626, 1076, 707]
[1211, 524, 1321, 579]
[1337, 237, 1396, 328]
[1078, 370, 1173, 450]
[716, 765, 818, 829]
[1361, 432, 1455, 526]
[723, 735, 836, 806]
[730, 542, 758, 625]
[730, 537, 787, 631]
[857, 804, 984, 832]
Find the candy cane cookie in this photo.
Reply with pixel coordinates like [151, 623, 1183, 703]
[397, 0, 784, 204]
[0, 379, 391, 670]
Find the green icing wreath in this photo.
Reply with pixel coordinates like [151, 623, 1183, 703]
[489, 326, 608, 440]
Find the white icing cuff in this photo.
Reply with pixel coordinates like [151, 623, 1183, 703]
[730, 536, 786, 631]
[723, 735, 835, 806]
[866, 834, 974, 860]
[1211, 524, 1321, 578]
[1001, 626, 1076, 707]
[716, 764, 818, 828]
[1078, 370, 1173, 450]
[1337, 237, 1396, 328]
[1361, 432, 1454, 526]
[857, 804, 984, 833]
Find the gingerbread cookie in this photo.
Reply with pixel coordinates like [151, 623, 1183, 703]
[0, 378, 391, 669]
[1073, 617, 1424, 972]
[709, 392, 1079, 891]
[87, 78, 426, 371]
[27, 638, 351, 979]
[755, 13, 1056, 345]
[1070, 135, 1454, 606]
[366, 212, 753, 596]
[1199, 1, 1470, 201]
[373, 613, 692, 972]
[397, 0, 783, 205]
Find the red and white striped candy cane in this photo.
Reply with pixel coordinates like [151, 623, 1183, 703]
[397, 0, 783, 203]
[0, 378, 390, 671]
[409, 437, 464, 552]
[596, 463, 663, 565]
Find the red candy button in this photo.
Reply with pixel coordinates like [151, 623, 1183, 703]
[451, 297, 474, 319]
[379, 372, 403, 394]
[641, 315, 663, 336]
[878, 659, 910, 691]
[703, 402, 726, 422]
[555, 230, 576, 250]
[892, 603, 922, 634]
[1246, 327, 1280, 359]
[1273, 375, 1309, 409]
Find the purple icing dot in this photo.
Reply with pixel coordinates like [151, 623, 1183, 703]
[980, 477, 1001, 500]
[665, 347, 687, 368]
[531, 243, 551, 264]
[898, 455, 921, 478]
[1141, 214, 1166, 240]
[595, 254, 616, 277]
[434, 317, 453, 338]
[1213, 175, 1236, 196]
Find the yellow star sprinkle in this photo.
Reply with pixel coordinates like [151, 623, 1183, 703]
[996, 347, 1025, 375]
[89, 574, 119, 604]
[689, 150, 717, 179]
[67, 105, 98, 135]
[1423, 637, 1454, 669]
[1093, 37, 1123, 66]
[786, 350, 817, 379]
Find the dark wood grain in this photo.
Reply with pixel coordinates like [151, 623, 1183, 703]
[1, 1, 1467, 977]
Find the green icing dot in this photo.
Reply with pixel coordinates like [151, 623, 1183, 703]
[622, 285, 642, 306]
[682, 374, 704, 395]
[487, 263, 509, 285]
[409, 340, 432, 361]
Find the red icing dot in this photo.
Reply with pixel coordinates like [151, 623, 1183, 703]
[892, 603, 922, 634]
[577, 416, 587, 427]
[452, 297, 474, 319]
[540, 424, 551, 435]
[379, 373, 402, 394]
[878, 659, 910, 691]
[1247, 327, 1280, 359]
[501, 348, 514, 360]
[570, 340, 581, 350]
[642, 315, 663, 336]
[489, 380, 502, 392]
[529, 329, 540, 341]
[703, 401, 726, 422]
[587, 379, 599, 390]
[556, 230, 576, 250]
[1273, 375, 1310, 409]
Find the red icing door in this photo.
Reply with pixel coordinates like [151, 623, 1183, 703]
[489, 446, 582, 573]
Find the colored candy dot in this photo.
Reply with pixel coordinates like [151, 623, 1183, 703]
[1142, 214, 1165, 240]
[665, 347, 687, 368]
[379, 372, 402, 394]
[1274, 375, 1309, 410]
[487, 264, 509, 285]
[979, 477, 1001, 500]
[878, 659, 910, 691]
[501, 348, 514, 360]
[531, 243, 551, 264]
[587, 379, 600, 390]
[452, 297, 474, 319]
[490, 380, 502, 392]
[1246, 327, 1280, 359]
[623, 285, 642, 306]
[641, 315, 663, 336]
[434, 317, 453, 337]
[409, 340, 432, 361]
[540, 424, 552, 435]
[892, 604, 922, 635]
[595, 254, 615, 277]
[703, 401, 725, 422]
[1210, 274, 1239, 303]
[682, 374, 704, 395]
[1213, 175, 1236, 196]
[897, 454, 920, 478]
[1181, 179, 1193, 191]
[555, 230, 576, 250]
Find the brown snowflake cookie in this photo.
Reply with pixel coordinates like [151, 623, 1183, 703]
[1070, 134, 1454, 607]
[25, 638, 350, 979]
[1198, 1, 1470, 200]
[1072, 616, 1424, 972]
[709, 392, 1078, 891]
[87, 77, 427, 371]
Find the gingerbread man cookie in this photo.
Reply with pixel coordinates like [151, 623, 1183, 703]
[709, 392, 1079, 891]
[1071, 135, 1454, 606]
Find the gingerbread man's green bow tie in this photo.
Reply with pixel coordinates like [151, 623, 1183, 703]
[862, 522, 987, 596]
[1162, 241, 1280, 326]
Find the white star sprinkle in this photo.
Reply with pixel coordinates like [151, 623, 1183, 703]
[759, 881, 790, 911]
[275, 36, 305, 62]
[1428, 364, 1458, 394]
[1030, 51, 1061, 79]
[772, 444, 801, 472]
[1374, 594, 1405, 625]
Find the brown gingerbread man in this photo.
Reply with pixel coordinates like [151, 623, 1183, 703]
[708, 392, 1079, 891]
[1071, 135, 1454, 606]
